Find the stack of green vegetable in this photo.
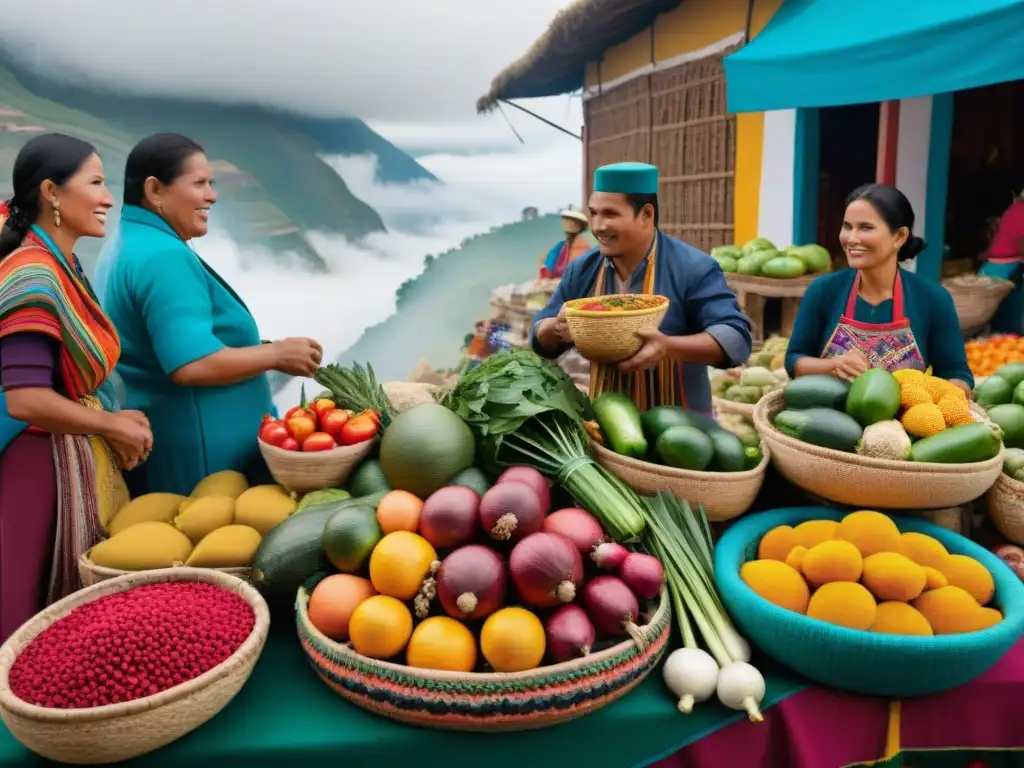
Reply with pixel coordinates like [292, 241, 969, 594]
[711, 366, 788, 407]
[774, 370, 1003, 464]
[591, 395, 762, 473]
[711, 238, 831, 279]
[973, 363, 1024, 452]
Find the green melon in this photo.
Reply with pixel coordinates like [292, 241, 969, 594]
[322, 505, 382, 573]
[347, 459, 391, 497]
[448, 467, 491, 497]
[379, 404, 476, 499]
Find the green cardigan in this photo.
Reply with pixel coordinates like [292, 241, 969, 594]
[785, 268, 974, 388]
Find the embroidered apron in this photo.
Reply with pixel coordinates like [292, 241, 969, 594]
[586, 238, 688, 409]
[822, 271, 926, 373]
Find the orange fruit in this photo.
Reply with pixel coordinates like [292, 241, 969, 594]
[369, 531, 438, 600]
[376, 490, 423, 534]
[480, 607, 545, 672]
[307, 574, 377, 641]
[348, 595, 413, 659]
[406, 617, 478, 672]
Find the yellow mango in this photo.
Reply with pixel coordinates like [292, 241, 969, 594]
[807, 582, 877, 630]
[89, 522, 192, 570]
[234, 485, 297, 536]
[862, 552, 927, 602]
[190, 470, 249, 500]
[792, 520, 838, 549]
[836, 510, 901, 558]
[186, 525, 262, 568]
[740, 559, 810, 614]
[870, 602, 933, 636]
[757, 525, 799, 562]
[107, 493, 188, 536]
[913, 586, 1001, 635]
[939, 554, 995, 605]
[898, 532, 950, 571]
[174, 495, 236, 544]
[802, 540, 863, 586]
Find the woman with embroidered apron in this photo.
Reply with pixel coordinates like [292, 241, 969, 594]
[0, 134, 153, 643]
[530, 162, 752, 413]
[786, 184, 973, 395]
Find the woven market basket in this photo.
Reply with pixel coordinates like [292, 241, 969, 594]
[259, 436, 376, 494]
[986, 472, 1024, 545]
[295, 586, 671, 732]
[589, 439, 768, 522]
[0, 568, 269, 764]
[715, 507, 1024, 696]
[943, 276, 1014, 337]
[563, 294, 669, 363]
[77, 555, 251, 588]
[724, 272, 818, 292]
[754, 391, 1003, 509]
[712, 395, 755, 419]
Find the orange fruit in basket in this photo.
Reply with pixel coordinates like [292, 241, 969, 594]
[307, 574, 377, 641]
[376, 490, 423, 534]
[406, 617, 478, 672]
[349, 595, 413, 658]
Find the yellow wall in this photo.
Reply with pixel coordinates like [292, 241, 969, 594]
[583, 0, 786, 243]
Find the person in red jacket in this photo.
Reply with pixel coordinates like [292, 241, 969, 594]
[980, 188, 1024, 333]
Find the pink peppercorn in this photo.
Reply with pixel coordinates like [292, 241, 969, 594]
[8, 583, 254, 709]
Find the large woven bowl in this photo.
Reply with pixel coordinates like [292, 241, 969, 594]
[986, 472, 1024, 546]
[589, 439, 767, 522]
[715, 506, 1024, 696]
[754, 390, 1003, 509]
[295, 586, 670, 732]
[563, 294, 669, 363]
[77, 554, 251, 588]
[0, 568, 269, 764]
[943, 276, 1014, 337]
[259, 436, 376, 494]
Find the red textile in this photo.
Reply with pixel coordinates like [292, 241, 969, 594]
[988, 200, 1024, 262]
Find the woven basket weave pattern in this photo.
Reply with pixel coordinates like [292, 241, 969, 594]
[77, 556, 251, 588]
[0, 568, 269, 765]
[259, 437, 376, 494]
[715, 507, 1024, 697]
[295, 587, 670, 732]
[563, 295, 669, 363]
[754, 391, 1003, 509]
[986, 473, 1024, 545]
[588, 439, 767, 522]
[943, 279, 1014, 335]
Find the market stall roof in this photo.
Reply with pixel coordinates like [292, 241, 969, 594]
[724, 0, 1024, 113]
[476, 0, 684, 113]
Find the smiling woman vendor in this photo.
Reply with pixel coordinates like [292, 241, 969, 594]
[786, 184, 973, 395]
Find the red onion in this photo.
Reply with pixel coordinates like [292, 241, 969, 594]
[591, 541, 629, 570]
[619, 552, 665, 599]
[420, 485, 481, 549]
[437, 545, 507, 620]
[479, 482, 545, 542]
[993, 544, 1024, 580]
[583, 575, 645, 647]
[495, 466, 551, 513]
[544, 604, 596, 662]
[509, 532, 584, 607]
[542, 508, 606, 554]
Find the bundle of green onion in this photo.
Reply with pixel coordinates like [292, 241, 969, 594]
[443, 349, 646, 542]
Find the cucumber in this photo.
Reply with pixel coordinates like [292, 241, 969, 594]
[909, 423, 1002, 464]
[641, 405, 717, 443]
[774, 408, 863, 452]
[656, 426, 714, 470]
[706, 427, 747, 472]
[743, 445, 763, 470]
[985, 404, 1024, 449]
[593, 392, 648, 459]
[251, 491, 386, 609]
[845, 368, 901, 427]
[974, 376, 1012, 408]
[783, 375, 851, 411]
[347, 459, 391, 497]
[995, 362, 1024, 390]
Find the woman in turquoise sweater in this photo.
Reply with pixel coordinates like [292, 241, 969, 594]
[95, 133, 323, 496]
[786, 184, 973, 395]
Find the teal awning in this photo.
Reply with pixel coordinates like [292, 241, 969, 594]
[724, 0, 1024, 113]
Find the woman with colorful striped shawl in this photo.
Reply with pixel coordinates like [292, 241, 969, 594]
[0, 134, 153, 643]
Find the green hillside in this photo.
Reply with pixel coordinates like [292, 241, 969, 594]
[338, 214, 590, 380]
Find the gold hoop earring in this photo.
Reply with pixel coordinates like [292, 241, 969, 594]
[52, 199, 61, 228]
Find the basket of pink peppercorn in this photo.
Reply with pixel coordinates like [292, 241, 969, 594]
[0, 568, 270, 764]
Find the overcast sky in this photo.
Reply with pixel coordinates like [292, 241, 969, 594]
[0, 0, 584, 150]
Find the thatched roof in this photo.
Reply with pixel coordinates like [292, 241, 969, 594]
[477, 0, 684, 113]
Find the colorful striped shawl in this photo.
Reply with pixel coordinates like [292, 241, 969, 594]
[0, 231, 120, 400]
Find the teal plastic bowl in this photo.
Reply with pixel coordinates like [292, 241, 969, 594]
[714, 507, 1024, 696]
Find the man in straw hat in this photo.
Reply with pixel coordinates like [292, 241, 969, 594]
[539, 208, 592, 279]
[530, 162, 751, 414]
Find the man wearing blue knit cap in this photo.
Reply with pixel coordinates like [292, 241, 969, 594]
[530, 162, 751, 414]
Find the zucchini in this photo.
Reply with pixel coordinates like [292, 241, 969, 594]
[783, 375, 851, 411]
[656, 426, 714, 470]
[706, 427, 747, 472]
[995, 362, 1024, 390]
[641, 405, 717, 443]
[973, 376, 1012, 408]
[845, 368, 901, 427]
[909, 423, 1002, 464]
[773, 408, 863, 452]
[593, 392, 647, 458]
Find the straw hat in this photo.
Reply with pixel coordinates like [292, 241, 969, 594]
[560, 209, 589, 224]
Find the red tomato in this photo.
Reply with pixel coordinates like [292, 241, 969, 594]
[302, 432, 337, 452]
[580, 302, 609, 311]
[258, 420, 289, 447]
[280, 437, 300, 451]
[286, 415, 317, 444]
[339, 415, 378, 445]
[320, 409, 350, 440]
[261, 413, 275, 423]
[310, 399, 336, 422]
[357, 409, 382, 424]
[284, 405, 315, 422]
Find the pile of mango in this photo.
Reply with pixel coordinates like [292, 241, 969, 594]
[89, 471, 300, 572]
[741, 510, 1002, 636]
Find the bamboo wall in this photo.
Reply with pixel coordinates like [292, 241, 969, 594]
[584, 46, 739, 252]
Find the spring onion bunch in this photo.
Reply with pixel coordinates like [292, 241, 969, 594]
[443, 349, 646, 542]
